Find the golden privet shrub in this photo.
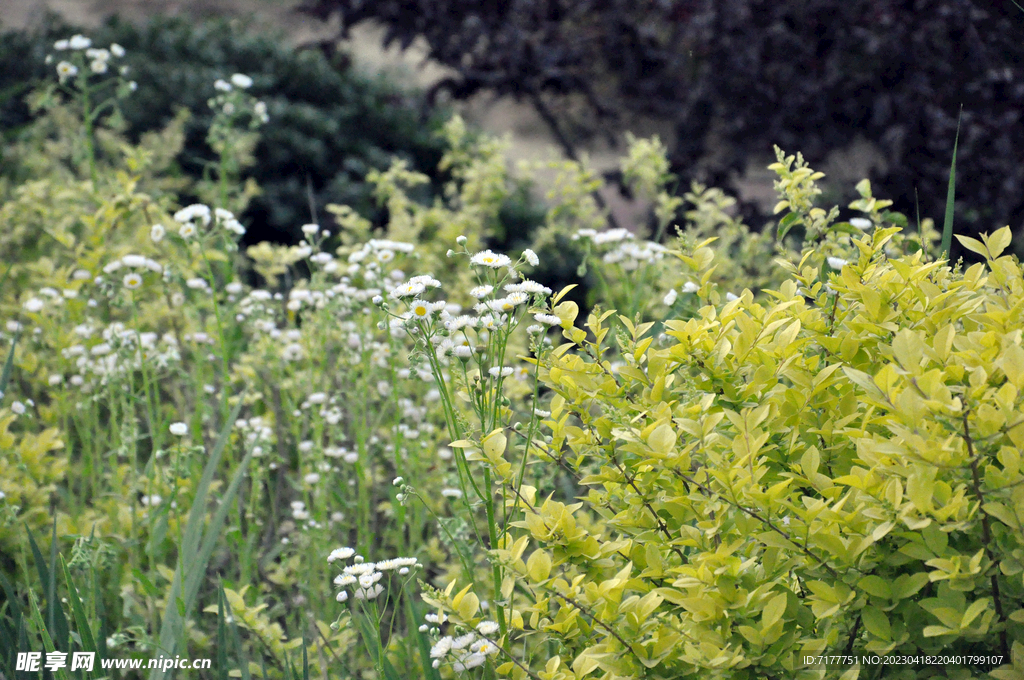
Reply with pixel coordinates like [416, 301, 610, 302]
[460, 223, 1024, 679]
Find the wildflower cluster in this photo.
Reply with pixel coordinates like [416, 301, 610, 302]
[328, 547, 420, 602]
[427, 619, 502, 671]
[48, 34, 135, 92]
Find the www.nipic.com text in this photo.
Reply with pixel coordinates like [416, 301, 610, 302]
[15, 652, 212, 672]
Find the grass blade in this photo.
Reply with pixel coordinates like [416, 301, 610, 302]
[217, 586, 229, 680]
[406, 598, 442, 680]
[60, 555, 97, 653]
[0, 570, 25, 674]
[940, 107, 963, 259]
[1, 331, 18, 398]
[151, 395, 247, 680]
[302, 637, 309, 680]
[26, 525, 70, 652]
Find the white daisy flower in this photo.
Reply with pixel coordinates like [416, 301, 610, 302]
[470, 250, 511, 269]
[90, 60, 108, 74]
[445, 315, 477, 331]
[328, 547, 356, 562]
[430, 637, 453, 658]
[681, 281, 700, 293]
[470, 285, 493, 299]
[56, 61, 78, 81]
[109, 43, 125, 58]
[122, 273, 143, 289]
[230, 73, 253, 89]
[534, 313, 561, 326]
[505, 280, 551, 295]
[174, 204, 212, 225]
[489, 366, 514, 378]
[827, 256, 849, 269]
[390, 281, 425, 299]
[522, 248, 539, 266]
[410, 300, 432, 318]
[23, 298, 45, 312]
[214, 79, 232, 92]
[150, 224, 165, 242]
[452, 633, 476, 650]
[663, 289, 678, 306]
[354, 584, 384, 600]
[849, 217, 872, 230]
[169, 422, 188, 436]
[68, 35, 91, 50]
[476, 620, 500, 636]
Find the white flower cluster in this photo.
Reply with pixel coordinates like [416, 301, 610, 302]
[347, 239, 415, 273]
[173, 204, 245, 239]
[101, 254, 163, 290]
[60, 324, 180, 388]
[662, 281, 701, 306]
[328, 548, 420, 602]
[427, 620, 502, 670]
[21, 284, 83, 313]
[574, 227, 666, 270]
[214, 73, 254, 91]
[601, 240, 666, 270]
[235, 416, 274, 457]
[210, 74, 269, 123]
[51, 35, 129, 82]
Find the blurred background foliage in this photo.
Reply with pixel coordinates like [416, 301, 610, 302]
[0, 13, 547, 253]
[297, 0, 1024, 258]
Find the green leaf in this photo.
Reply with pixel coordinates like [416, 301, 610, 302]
[988, 226, 1012, 259]
[648, 423, 677, 457]
[891, 573, 929, 600]
[861, 605, 891, 640]
[956, 235, 988, 258]
[777, 211, 801, 241]
[761, 593, 788, 629]
[527, 549, 552, 581]
[857, 576, 892, 600]
[940, 107, 962, 259]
